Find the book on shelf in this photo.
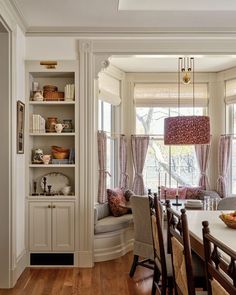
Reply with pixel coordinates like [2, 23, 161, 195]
[30, 114, 46, 133]
[64, 84, 75, 101]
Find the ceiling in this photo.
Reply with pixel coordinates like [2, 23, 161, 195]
[10, 0, 236, 32]
[118, 0, 236, 11]
[110, 55, 236, 72]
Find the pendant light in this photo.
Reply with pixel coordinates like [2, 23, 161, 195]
[164, 57, 210, 145]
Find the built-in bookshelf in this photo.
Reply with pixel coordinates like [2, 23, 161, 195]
[25, 61, 79, 258]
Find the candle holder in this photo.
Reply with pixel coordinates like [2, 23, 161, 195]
[32, 181, 39, 196]
[157, 186, 161, 201]
[40, 177, 47, 195]
[172, 194, 181, 206]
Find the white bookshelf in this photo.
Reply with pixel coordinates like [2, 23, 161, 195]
[25, 60, 79, 261]
[29, 133, 75, 136]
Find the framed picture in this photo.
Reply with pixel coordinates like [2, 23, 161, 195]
[17, 100, 25, 154]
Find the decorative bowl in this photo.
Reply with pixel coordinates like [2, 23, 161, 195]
[219, 213, 236, 229]
[51, 146, 70, 159]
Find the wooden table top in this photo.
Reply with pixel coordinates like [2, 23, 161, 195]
[184, 210, 236, 262]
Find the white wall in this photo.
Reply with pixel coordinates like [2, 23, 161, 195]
[15, 25, 26, 259]
[26, 37, 77, 60]
[0, 30, 10, 289]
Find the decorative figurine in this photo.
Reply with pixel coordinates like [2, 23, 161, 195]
[32, 181, 38, 196]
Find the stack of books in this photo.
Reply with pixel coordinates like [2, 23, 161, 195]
[64, 84, 75, 101]
[30, 114, 46, 133]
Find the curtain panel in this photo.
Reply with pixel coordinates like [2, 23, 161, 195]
[217, 135, 232, 198]
[119, 135, 129, 190]
[195, 142, 211, 190]
[131, 135, 149, 195]
[97, 131, 108, 203]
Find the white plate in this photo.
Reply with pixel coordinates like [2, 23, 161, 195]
[40, 172, 70, 194]
[185, 203, 203, 208]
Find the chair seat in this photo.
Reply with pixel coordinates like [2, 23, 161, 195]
[155, 251, 205, 279]
[94, 213, 133, 234]
[155, 253, 173, 277]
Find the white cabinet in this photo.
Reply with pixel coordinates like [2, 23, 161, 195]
[29, 201, 75, 252]
[29, 202, 52, 251]
[52, 202, 75, 251]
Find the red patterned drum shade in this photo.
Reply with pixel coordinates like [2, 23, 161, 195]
[164, 116, 210, 145]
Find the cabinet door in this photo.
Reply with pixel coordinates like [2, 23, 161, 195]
[52, 202, 75, 251]
[29, 202, 52, 251]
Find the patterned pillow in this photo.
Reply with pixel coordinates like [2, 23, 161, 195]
[196, 190, 221, 200]
[107, 188, 129, 217]
[124, 189, 134, 202]
[185, 186, 203, 199]
[160, 186, 187, 200]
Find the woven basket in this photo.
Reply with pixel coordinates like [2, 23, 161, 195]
[44, 91, 64, 101]
[43, 85, 58, 92]
[219, 214, 236, 229]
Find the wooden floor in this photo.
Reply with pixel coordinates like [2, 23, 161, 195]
[0, 253, 153, 295]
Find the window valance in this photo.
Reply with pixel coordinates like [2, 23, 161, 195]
[98, 72, 121, 106]
[225, 79, 236, 104]
[134, 82, 208, 107]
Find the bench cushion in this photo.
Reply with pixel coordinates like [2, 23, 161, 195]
[94, 213, 133, 234]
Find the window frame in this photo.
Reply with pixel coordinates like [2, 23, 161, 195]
[135, 106, 206, 190]
[98, 100, 119, 189]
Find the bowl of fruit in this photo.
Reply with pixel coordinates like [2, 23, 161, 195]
[219, 211, 236, 229]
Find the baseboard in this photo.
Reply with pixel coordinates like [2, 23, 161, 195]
[77, 251, 93, 267]
[11, 250, 27, 287]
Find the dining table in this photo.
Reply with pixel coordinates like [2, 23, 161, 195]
[184, 210, 236, 261]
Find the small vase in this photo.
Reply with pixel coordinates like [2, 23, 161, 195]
[46, 117, 58, 133]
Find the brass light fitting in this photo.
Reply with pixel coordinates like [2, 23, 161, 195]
[40, 61, 58, 69]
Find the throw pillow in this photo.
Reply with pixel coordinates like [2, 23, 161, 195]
[160, 186, 187, 199]
[197, 190, 221, 200]
[107, 188, 129, 217]
[124, 189, 134, 202]
[185, 186, 203, 199]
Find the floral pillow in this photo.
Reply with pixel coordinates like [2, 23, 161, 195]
[107, 188, 129, 217]
[185, 186, 203, 199]
[160, 186, 187, 200]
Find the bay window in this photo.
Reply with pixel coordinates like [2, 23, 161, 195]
[135, 82, 208, 191]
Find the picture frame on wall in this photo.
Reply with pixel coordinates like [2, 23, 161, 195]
[17, 100, 25, 154]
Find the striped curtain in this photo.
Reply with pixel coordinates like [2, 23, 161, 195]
[131, 135, 149, 195]
[97, 131, 108, 203]
[217, 135, 232, 198]
[119, 135, 129, 189]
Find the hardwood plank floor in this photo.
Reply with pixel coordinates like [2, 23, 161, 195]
[0, 253, 153, 295]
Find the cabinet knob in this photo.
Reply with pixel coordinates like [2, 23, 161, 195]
[48, 205, 51, 208]
[52, 205, 56, 208]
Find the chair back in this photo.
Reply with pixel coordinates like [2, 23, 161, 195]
[149, 196, 167, 281]
[130, 195, 153, 259]
[217, 197, 236, 210]
[202, 221, 236, 295]
[166, 202, 195, 295]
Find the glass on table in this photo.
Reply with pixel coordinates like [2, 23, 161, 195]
[203, 196, 211, 210]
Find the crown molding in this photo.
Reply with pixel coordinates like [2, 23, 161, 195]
[25, 26, 236, 38]
[7, 0, 28, 32]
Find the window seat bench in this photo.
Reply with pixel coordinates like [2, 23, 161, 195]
[94, 203, 134, 262]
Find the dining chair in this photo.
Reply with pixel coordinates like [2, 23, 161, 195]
[217, 197, 236, 210]
[129, 195, 154, 277]
[166, 203, 207, 295]
[202, 220, 236, 295]
[148, 195, 173, 295]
